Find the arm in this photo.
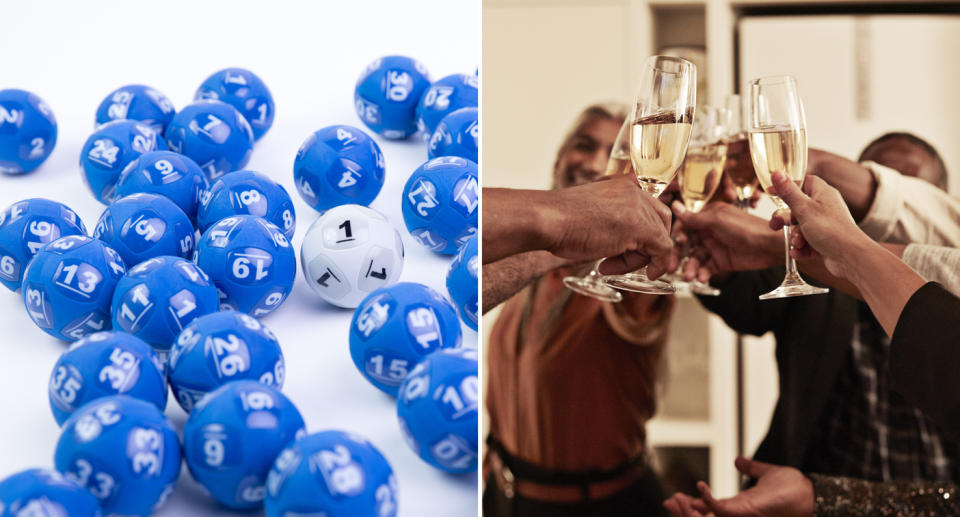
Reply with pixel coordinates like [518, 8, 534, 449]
[901, 244, 960, 296]
[481, 251, 570, 314]
[481, 176, 674, 272]
[809, 149, 960, 246]
[888, 283, 960, 440]
[769, 172, 925, 336]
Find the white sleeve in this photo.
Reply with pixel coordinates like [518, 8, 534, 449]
[858, 161, 960, 246]
[902, 244, 960, 297]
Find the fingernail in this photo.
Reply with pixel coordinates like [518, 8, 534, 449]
[672, 200, 686, 215]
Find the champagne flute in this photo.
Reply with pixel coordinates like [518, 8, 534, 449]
[603, 55, 697, 295]
[747, 76, 829, 299]
[561, 115, 633, 302]
[676, 106, 728, 296]
[722, 94, 759, 209]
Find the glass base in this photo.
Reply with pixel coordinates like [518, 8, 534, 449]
[563, 275, 623, 302]
[602, 272, 675, 295]
[690, 281, 721, 297]
[759, 277, 829, 300]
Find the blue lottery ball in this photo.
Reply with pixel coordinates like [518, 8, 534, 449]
[354, 55, 431, 139]
[168, 310, 284, 412]
[48, 331, 167, 427]
[165, 100, 254, 182]
[110, 256, 219, 351]
[184, 381, 305, 510]
[349, 282, 462, 396]
[0, 198, 86, 291]
[115, 150, 209, 221]
[194, 215, 295, 316]
[80, 120, 167, 204]
[198, 170, 296, 240]
[400, 156, 478, 254]
[397, 348, 479, 473]
[446, 235, 478, 331]
[196, 68, 275, 141]
[0, 469, 102, 517]
[265, 431, 398, 517]
[293, 125, 386, 213]
[22, 235, 126, 341]
[95, 84, 176, 134]
[428, 107, 478, 163]
[93, 193, 195, 267]
[0, 89, 57, 175]
[415, 74, 479, 137]
[54, 395, 181, 516]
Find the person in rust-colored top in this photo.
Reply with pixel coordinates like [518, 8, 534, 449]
[483, 104, 675, 517]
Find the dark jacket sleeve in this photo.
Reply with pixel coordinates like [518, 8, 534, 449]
[889, 282, 960, 440]
[696, 267, 791, 337]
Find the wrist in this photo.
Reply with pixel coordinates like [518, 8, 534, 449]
[836, 234, 882, 285]
[521, 189, 560, 254]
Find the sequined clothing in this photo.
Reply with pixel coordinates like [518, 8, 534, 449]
[811, 473, 960, 516]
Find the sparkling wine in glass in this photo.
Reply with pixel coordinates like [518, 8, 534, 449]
[747, 76, 828, 300]
[675, 106, 728, 296]
[722, 94, 759, 208]
[603, 55, 696, 295]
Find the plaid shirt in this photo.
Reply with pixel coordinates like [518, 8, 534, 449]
[807, 303, 958, 482]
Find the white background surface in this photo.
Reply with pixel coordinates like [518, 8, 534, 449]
[0, 0, 479, 515]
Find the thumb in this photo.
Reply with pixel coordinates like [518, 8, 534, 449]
[734, 456, 774, 478]
[770, 172, 810, 216]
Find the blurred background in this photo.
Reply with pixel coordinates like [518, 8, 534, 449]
[482, 0, 960, 499]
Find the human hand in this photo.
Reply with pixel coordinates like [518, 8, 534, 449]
[666, 201, 782, 283]
[543, 174, 674, 275]
[663, 456, 814, 517]
[768, 171, 873, 281]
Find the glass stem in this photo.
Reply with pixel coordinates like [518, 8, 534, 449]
[783, 225, 801, 281]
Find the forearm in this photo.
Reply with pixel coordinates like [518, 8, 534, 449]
[811, 474, 960, 516]
[807, 150, 876, 222]
[482, 188, 553, 264]
[843, 238, 926, 336]
[481, 251, 570, 313]
[797, 243, 907, 301]
[902, 244, 960, 296]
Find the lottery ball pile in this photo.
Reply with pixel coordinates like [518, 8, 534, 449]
[349, 282, 462, 396]
[397, 347, 479, 473]
[80, 120, 167, 204]
[196, 67, 275, 141]
[0, 198, 86, 291]
[165, 100, 254, 182]
[0, 54, 480, 516]
[94, 84, 176, 134]
[93, 193, 195, 267]
[194, 215, 296, 316]
[54, 396, 181, 516]
[114, 150, 208, 221]
[401, 156, 478, 255]
[300, 204, 404, 309]
[197, 169, 296, 240]
[428, 107, 478, 163]
[446, 234, 478, 331]
[415, 73, 479, 136]
[21, 235, 126, 341]
[264, 430, 399, 517]
[110, 256, 219, 351]
[47, 331, 167, 426]
[0, 88, 57, 175]
[293, 125, 386, 213]
[183, 381, 305, 510]
[0, 469, 101, 517]
[168, 310, 285, 412]
[354, 55, 431, 139]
